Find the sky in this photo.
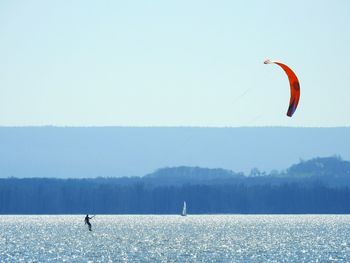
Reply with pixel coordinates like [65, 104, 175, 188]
[1, 0, 350, 127]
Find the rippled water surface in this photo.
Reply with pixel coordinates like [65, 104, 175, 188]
[1, 215, 350, 262]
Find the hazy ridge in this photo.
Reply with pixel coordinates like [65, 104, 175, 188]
[0, 127, 349, 178]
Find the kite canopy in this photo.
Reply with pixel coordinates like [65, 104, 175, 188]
[264, 59, 300, 117]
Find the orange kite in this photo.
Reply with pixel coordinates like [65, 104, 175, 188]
[264, 59, 300, 117]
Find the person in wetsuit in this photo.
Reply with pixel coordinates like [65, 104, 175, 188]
[84, 214, 94, 231]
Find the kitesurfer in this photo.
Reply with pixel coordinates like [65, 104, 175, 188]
[84, 214, 94, 231]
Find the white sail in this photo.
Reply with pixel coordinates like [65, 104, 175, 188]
[182, 201, 187, 216]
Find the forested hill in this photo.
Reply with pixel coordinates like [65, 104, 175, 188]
[143, 156, 350, 186]
[1, 156, 350, 214]
[144, 166, 244, 185]
[288, 156, 350, 178]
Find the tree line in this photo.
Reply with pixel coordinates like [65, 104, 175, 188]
[1, 156, 350, 214]
[1, 178, 350, 214]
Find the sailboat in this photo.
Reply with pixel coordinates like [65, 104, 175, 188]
[181, 201, 187, 216]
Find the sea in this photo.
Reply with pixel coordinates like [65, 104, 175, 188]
[1, 215, 350, 262]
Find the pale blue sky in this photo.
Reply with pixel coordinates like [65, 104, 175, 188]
[1, 0, 349, 127]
